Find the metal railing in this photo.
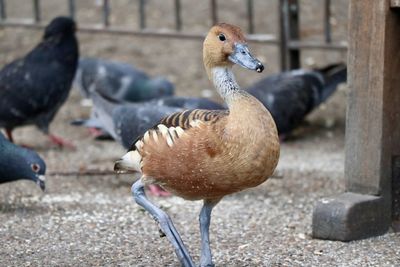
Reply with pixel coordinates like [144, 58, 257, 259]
[0, 0, 347, 71]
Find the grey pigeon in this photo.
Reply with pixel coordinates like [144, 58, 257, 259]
[0, 132, 46, 191]
[72, 96, 224, 140]
[90, 92, 183, 149]
[74, 57, 174, 102]
[0, 16, 79, 148]
[246, 63, 347, 137]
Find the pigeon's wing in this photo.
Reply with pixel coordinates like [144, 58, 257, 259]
[80, 58, 149, 98]
[1, 57, 75, 130]
[0, 59, 45, 127]
[152, 96, 225, 110]
[114, 105, 182, 149]
[111, 61, 148, 80]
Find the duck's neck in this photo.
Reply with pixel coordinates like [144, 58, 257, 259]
[209, 66, 242, 107]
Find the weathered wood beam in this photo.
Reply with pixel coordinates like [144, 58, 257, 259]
[313, 0, 400, 241]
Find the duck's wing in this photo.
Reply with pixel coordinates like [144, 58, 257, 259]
[158, 109, 229, 129]
[128, 109, 229, 151]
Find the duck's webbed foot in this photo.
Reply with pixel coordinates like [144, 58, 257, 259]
[132, 179, 195, 267]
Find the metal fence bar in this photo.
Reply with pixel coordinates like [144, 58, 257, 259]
[33, 0, 41, 22]
[102, 0, 110, 27]
[139, 0, 146, 29]
[324, 0, 332, 43]
[247, 0, 254, 34]
[0, 0, 347, 69]
[68, 0, 76, 20]
[0, 0, 6, 20]
[210, 0, 218, 25]
[279, 0, 301, 71]
[0, 19, 278, 44]
[174, 0, 182, 31]
[279, 0, 288, 70]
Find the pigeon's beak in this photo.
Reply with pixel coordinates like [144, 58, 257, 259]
[36, 175, 46, 191]
[228, 43, 264, 73]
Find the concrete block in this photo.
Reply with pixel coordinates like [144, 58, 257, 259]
[312, 192, 391, 241]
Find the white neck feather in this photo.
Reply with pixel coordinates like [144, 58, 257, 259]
[211, 67, 240, 105]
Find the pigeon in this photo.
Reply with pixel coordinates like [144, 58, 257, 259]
[0, 16, 79, 148]
[90, 92, 183, 149]
[74, 57, 174, 102]
[0, 132, 46, 191]
[71, 96, 224, 140]
[246, 63, 347, 137]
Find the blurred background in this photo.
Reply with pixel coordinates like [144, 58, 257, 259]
[2, 1, 382, 266]
[0, 0, 349, 144]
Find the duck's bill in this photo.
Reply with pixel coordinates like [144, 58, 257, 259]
[36, 175, 46, 191]
[228, 43, 264, 73]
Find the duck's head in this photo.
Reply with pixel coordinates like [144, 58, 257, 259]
[203, 23, 264, 77]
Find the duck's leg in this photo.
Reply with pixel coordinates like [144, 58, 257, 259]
[199, 199, 220, 267]
[132, 179, 195, 267]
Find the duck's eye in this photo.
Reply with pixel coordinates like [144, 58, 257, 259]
[218, 33, 226, 42]
[31, 163, 40, 173]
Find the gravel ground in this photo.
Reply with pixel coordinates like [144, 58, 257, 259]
[1, 1, 399, 266]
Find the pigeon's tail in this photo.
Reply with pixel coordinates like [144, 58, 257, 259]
[90, 91, 120, 141]
[70, 117, 103, 129]
[315, 63, 347, 103]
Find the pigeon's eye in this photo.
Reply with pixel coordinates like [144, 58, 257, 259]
[31, 163, 40, 173]
[218, 33, 226, 42]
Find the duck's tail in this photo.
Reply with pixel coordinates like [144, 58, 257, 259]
[314, 63, 347, 104]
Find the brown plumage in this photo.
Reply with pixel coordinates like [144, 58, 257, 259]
[115, 23, 280, 267]
[130, 93, 278, 200]
[158, 109, 228, 129]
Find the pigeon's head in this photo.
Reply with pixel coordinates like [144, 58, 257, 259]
[2, 141, 47, 191]
[44, 16, 76, 40]
[16, 147, 46, 191]
[146, 77, 175, 98]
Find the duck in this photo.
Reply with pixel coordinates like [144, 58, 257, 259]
[74, 57, 175, 102]
[114, 23, 280, 267]
[246, 63, 347, 138]
[0, 17, 79, 148]
[0, 132, 46, 191]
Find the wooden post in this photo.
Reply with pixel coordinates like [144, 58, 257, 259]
[312, 0, 400, 241]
